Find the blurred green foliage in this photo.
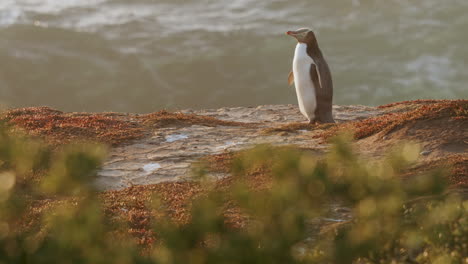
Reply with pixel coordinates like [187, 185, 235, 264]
[0, 124, 466, 264]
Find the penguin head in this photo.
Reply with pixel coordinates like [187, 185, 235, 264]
[286, 28, 317, 44]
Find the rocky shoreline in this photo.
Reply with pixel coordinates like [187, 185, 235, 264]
[97, 104, 390, 190]
[2, 100, 466, 191]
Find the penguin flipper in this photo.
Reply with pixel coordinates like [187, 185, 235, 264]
[288, 71, 294, 86]
[309, 64, 321, 90]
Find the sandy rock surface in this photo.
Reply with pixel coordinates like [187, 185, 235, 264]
[96, 104, 387, 190]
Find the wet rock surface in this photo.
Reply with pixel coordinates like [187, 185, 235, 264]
[96, 104, 388, 190]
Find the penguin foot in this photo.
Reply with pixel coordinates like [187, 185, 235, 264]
[309, 119, 335, 125]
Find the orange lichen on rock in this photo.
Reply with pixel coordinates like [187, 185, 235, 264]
[203, 152, 237, 174]
[101, 182, 203, 246]
[18, 182, 204, 248]
[98, 168, 269, 246]
[400, 154, 468, 188]
[139, 110, 256, 128]
[102, 182, 203, 225]
[448, 155, 468, 188]
[1, 107, 257, 146]
[377, 99, 457, 109]
[2, 107, 145, 146]
[317, 100, 467, 140]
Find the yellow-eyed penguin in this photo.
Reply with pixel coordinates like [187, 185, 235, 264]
[286, 28, 335, 123]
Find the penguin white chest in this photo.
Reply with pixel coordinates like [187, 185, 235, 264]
[292, 43, 317, 121]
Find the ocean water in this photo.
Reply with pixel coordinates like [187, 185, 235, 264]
[0, 0, 467, 113]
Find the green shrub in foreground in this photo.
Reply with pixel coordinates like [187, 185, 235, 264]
[0, 125, 466, 264]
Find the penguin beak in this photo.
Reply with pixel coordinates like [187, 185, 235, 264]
[286, 31, 300, 40]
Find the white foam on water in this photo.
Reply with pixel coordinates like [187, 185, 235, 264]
[142, 163, 162, 173]
[0, 6, 24, 26]
[12, 0, 107, 14]
[165, 134, 189, 143]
